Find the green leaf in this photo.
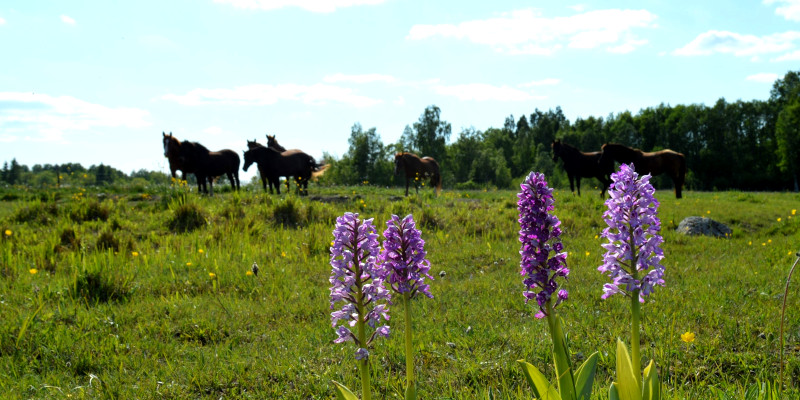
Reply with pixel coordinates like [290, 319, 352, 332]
[614, 339, 641, 400]
[574, 351, 600, 400]
[641, 360, 661, 400]
[332, 380, 360, 400]
[404, 381, 417, 400]
[551, 316, 578, 400]
[517, 360, 562, 400]
[610, 382, 620, 400]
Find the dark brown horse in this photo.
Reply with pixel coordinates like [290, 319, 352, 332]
[176, 139, 241, 195]
[598, 143, 687, 198]
[163, 132, 195, 181]
[394, 152, 441, 196]
[552, 139, 613, 198]
[266, 134, 287, 152]
[242, 146, 328, 195]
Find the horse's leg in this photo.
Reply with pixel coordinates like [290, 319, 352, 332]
[576, 176, 581, 196]
[568, 174, 575, 194]
[405, 178, 409, 197]
[261, 176, 268, 192]
[208, 177, 214, 196]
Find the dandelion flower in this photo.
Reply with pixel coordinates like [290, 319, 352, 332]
[29, 268, 38, 274]
[198, 249, 204, 254]
[281, 251, 286, 257]
[793, 209, 797, 215]
[778, 218, 782, 222]
[4, 229, 11, 237]
[585, 251, 590, 257]
[681, 331, 696, 343]
[186, 262, 192, 266]
[246, 271, 254, 276]
[209, 272, 216, 279]
[132, 251, 139, 257]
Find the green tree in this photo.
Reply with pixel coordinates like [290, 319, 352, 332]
[412, 105, 451, 162]
[776, 99, 800, 191]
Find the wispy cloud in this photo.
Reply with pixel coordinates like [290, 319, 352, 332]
[673, 30, 800, 60]
[213, 0, 385, 13]
[746, 73, 779, 83]
[0, 92, 150, 142]
[0, 17, 6, 25]
[60, 15, 76, 25]
[407, 8, 656, 55]
[323, 73, 396, 84]
[433, 83, 544, 102]
[765, 0, 800, 21]
[162, 83, 382, 108]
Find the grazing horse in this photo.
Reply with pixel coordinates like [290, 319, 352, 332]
[248, 137, 294, 192]
[552, 140, 613, 198]
[598, 143, 687, 199]
[163, 132, 195, 180]
[394, 152, 441, 196]
[177, 140, 241, 195]
[242, 146, 328, 195]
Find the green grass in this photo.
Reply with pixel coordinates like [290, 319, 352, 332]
[0, 182, 799, 399]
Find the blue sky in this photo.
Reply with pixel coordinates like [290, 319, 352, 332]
[1, 0, 798, 181]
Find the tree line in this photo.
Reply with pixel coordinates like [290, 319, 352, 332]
[324, 70, 800, 192]
[2, 70, 799, 192]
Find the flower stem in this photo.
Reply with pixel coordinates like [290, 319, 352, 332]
[356, 258, 372, 400]
[546, 301, 576, 400]
[403, 292, 416, 400]
[630, 289, 642, 391]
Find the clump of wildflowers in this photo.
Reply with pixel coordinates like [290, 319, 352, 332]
[330, 212, 391, 359]
[381, 214, 433, 400]
[518, 171, 569, 318]
[382, 214, 433, 299]
[599, 163, 665, 302]
[516, 172, 599, 400]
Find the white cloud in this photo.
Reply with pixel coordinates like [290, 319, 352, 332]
[765, 0, 800, 21]
[214, 0, 384, 13]
[433, 83, 543, 102]
[773, 49, 800, 61]
[0, 17, 6, 25]
[518, 78, 560, 87]
[323, 73, 396, 84]
[60, 15, 76, 25]
[162, 83, 382, 108]
[746, 73, 779, 83]
[407, 8, 656, 55]
[673, 30, 800, 58]
[0, 92, 150, 142]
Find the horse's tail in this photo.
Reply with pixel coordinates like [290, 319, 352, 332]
[677, 152, 687, 198]
[311, 163, 330, 180]
[423, 157, 442, 196]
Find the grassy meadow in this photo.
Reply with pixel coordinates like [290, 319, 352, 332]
[0, 182, 798, 399]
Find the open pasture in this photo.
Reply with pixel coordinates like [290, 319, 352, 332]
[0, 184, 798, 399]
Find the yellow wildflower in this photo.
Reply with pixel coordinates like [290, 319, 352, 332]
[209, 272, 216, 279]
[198, 249, 204, 254]
[281, 251, 286, 257]
[3, 229, 10, 237]
[246, 271, 253, 276]
[132, 251, 139, 257]
[29, 268, 38, 274]
[793, 209, 797, 215]
[778, 218, 782, 222]
[681, 331, 696, 343]
[186, 262, 192, 266]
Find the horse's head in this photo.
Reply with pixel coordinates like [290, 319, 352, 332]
[163, 132, 178, 158]
[246, 139, 261, 150]
[266, 134, 286, 152]
[242, 149, 253, 172]
[394, 153, 404, 175]
[551, 139, 562, 162]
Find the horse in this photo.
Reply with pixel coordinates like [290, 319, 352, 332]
[551, 140, 613, 198]
[598, 143, 687, 199]
[242, 146, 328, 195]
[163, 132, 195, 181]
[394, 152, 442, 196]
[266, 134, 287, 152]
[248, 137, 294, 193]
[176, 140, 241, 195]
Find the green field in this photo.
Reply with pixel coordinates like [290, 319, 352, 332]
[0, 183, 798, 399]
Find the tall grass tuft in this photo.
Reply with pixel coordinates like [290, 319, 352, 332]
[168, 203, 207, 233]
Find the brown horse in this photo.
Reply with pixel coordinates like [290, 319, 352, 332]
[175, 139, 241, 195]
[598, 143, 687, 198]
[242, 146, 328, 195]
[394, 152, 441, 196]
[552, 139, 613, 198]
[266, 134, 287, 152]
[163, 132, 195, 180]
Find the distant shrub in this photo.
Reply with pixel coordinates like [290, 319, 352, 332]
[95, 231, 119, 252]
[272, 197, 304, 227]
[72, 269, 132, 303]
[13, 201, 58, 225]
[168, 203, 207, 233]
[70, 200, 111, 222]
[54, 227, 81, 253]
